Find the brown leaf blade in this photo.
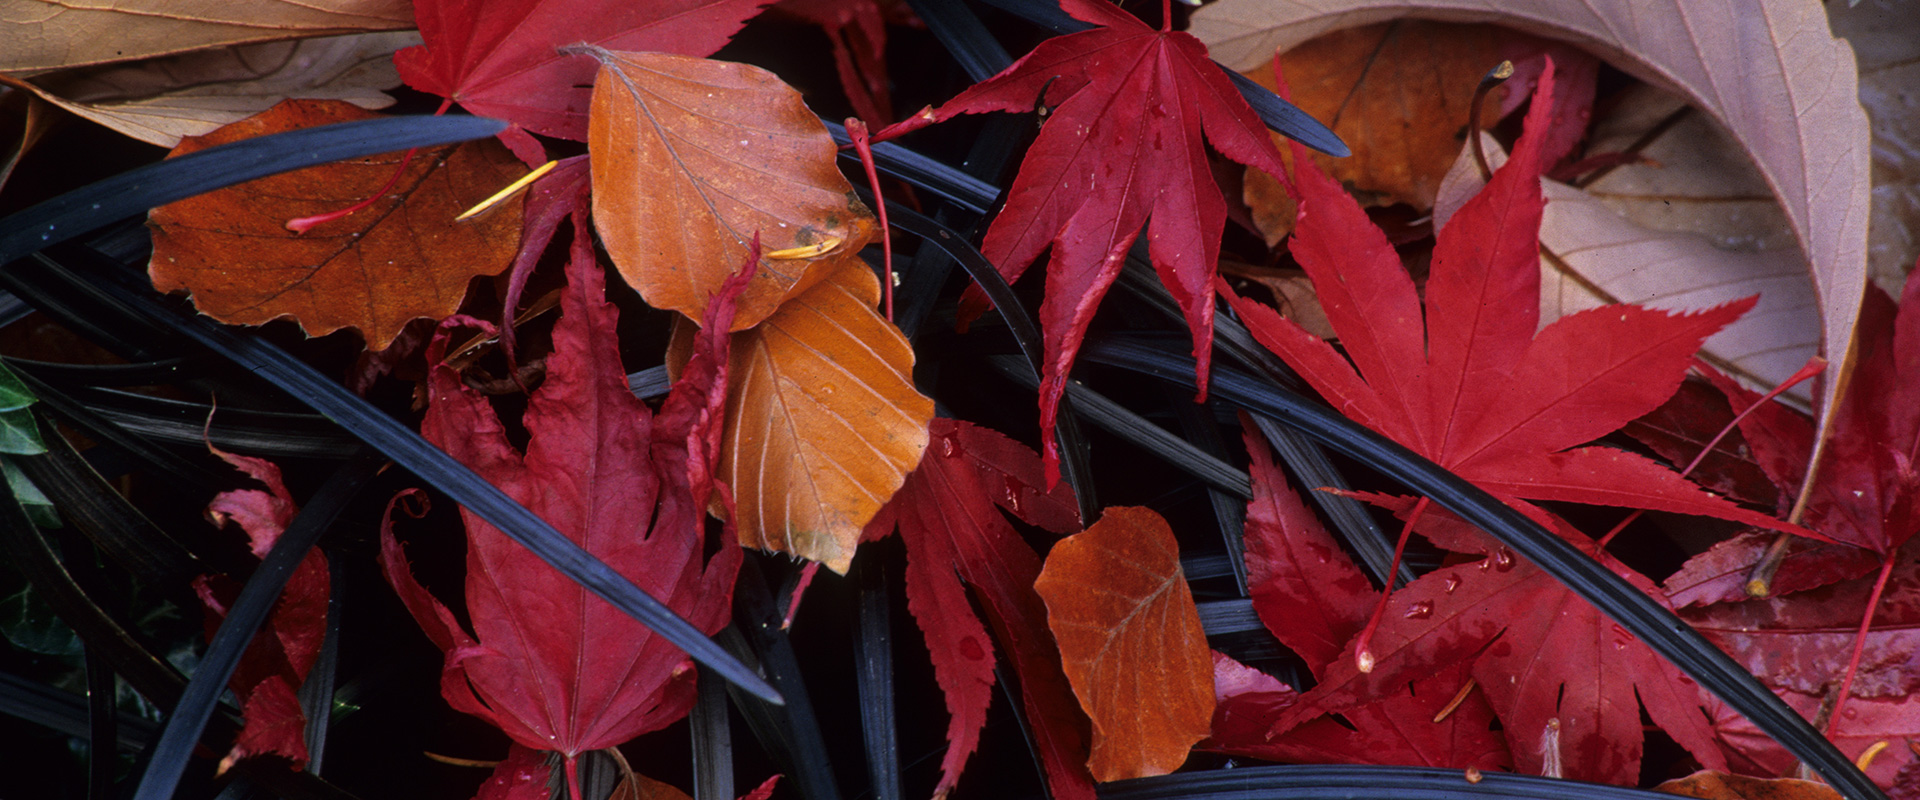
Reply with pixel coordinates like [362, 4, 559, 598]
[586, 49, 876, 331]
[717, 261, 932, 573]
[1035, 506, 1213, 781]
[148, 99, 525, 349]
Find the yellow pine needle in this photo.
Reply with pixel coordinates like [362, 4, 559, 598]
[455, 159, 558, 222]
[766, 236, 843, 259]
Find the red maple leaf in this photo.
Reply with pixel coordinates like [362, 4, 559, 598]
[195, 443, 328, 772]
[395, 0, 770, 163]
[1206, 424, 1509, 772]
[1216, 61, 1797, 536]
[1273, 492, 1729, 784]
[378, 211, 748, 797]
[861, 418, 1088, 800]
[877, 0, 1291, 484]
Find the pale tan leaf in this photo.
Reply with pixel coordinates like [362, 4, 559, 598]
[585, 48, 877, 332]
[714, 261, 932, 574]
[1193, 0, 1870, 452]
[1434, 133, 1820, 403]
[0, 0, 412, 72]
[1034, 506, 1213, 782]
[11, 32, 414, 147]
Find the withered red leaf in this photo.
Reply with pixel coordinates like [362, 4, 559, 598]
[862, 418, 1087, 800]
[379, 210, 747, 780]
[879, 0, 1290, 484]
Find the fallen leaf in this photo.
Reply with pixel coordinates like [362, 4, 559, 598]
[1655, 770, 1844, 800]
[1706, 688, 1920, 790]
[1683, 547, 1920, 701]
[1192, 0, 1872, 471]
[876, 0, 1291, 484]
[394, 0, 769, 162]
[1207, 427, 1510, 771]
[1826, 0, 1920, 294]
[8, 32, 415, 148]
[861, 418, 1091, 800]
[474, 744, 552, 800]
[148, 99, 526, 350]
[1035, 506, 1213, 781]
[1622, 379, 1782, 511]
[1218, 65, 1796, 533]
[0, 0, 412, 72]
[1275, 498, 1727, 784]
[1434, 123, 1825, 399]
[694, 260, 931, 573]
[195, 444, 327, 770]
[585, 48, 877, 331]
[378, 208, 747, 778]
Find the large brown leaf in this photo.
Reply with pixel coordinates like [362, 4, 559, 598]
[0, 0, 412, 72]
[148, 99, 525, 349]
[7, 32, 415, 147]
[1034, 506, 1213, 781]
[586, 48, 876, 331]
[1192, 0, 1871, 469]
[702, 260, 932, 573]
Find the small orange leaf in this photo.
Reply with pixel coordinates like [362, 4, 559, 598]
[584, 48, 876, 331]
[148, 99, 525, 349]
[693, 260, 932, 573]
[1034, 506, 1213, 781]
[1654, 770, 1844, 800]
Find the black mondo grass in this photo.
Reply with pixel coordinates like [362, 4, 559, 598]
[0, 2, 1883, 800]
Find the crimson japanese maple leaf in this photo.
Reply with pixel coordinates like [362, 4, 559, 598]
[860, 418, 1089, 800]
[396, 0, 770, 163]
[195, 442, 328, 772]
[1216, 61, 1795, 535]
[379, 210, 747, 797]
[1271, 492, 1729, 784]
[877, 0, 1291, 484]
[1205, 424, 1509, 772]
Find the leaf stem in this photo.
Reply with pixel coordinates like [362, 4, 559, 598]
[1353, 496, 1428, 672]
[1468, 61, 1515, 183]
[1831, 555, 1898, 738]
[845, 118, 894, 321]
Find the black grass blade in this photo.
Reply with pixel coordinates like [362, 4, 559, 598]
[904, 0, 1015, 82]
[1105, 764, 1693, 800]
[0, 116, 508, 265]
[1082, 337, 1886, 800]
[132, 454, 380, 800]
[852, 553, 901, 800]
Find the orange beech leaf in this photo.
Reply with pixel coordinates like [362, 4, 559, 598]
[689, 260, 932, 573]
[1654, 770, 1843, 800]
[585, 48, 877, 331]
[1035, 506, 1213, 781]
[148, 99, 525, 350]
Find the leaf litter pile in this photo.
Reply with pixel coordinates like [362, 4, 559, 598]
[2, 1, 1919, 800]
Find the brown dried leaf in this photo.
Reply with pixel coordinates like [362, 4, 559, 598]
[586, 48, 877, 331]
[9, 32, 415, 147]
[149, 99, 525, 349]
[1034, 506, 1213, 781]
[0, 0, 413, 72]
[1655, 770, 1844, 800]
[708, 261, 932, 573]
